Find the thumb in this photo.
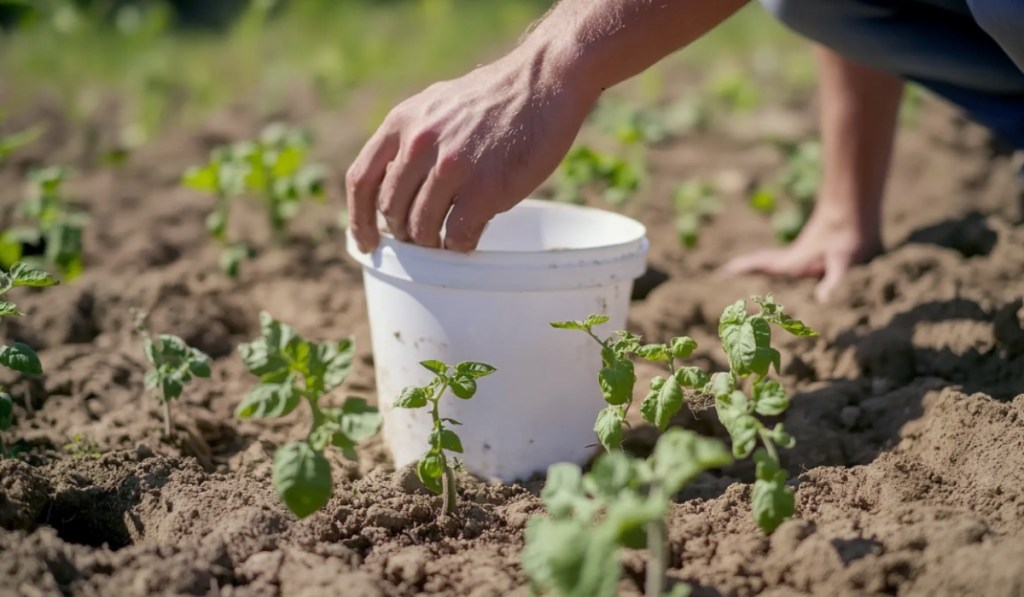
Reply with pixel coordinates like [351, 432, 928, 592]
[719, 248, 789, 277]
[814, 248, 853, 303]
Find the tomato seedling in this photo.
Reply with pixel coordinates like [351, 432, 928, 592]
[748, 140, 821, 244]
[135, 312, 212, 438]
[555, 146, 642, 206]
[183, 123, 326, 277]
[554, 294, 817, 534]
[0, 167, 88, 280]
[522, 428, 731, 597]
[672, 181, 719, 248]
[237, 312, 381, 518]
[0, 263, 59, 439]
[394, 359, 496, 516]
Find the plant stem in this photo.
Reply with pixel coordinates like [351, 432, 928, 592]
[441, 463, 457, 515]
[162, 400, 172, 438]
[760, 429, 779, 463]
[647, 483, 668, 597]
[0, 433, 6, 459]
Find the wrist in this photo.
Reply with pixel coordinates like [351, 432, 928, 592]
[510, 21, 605, 110]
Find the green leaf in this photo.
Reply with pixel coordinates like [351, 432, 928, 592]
[522, 517, 620, 597]
[160, 375, 184, 401]
[272, 442, 333, 519]
[539, 463, 585, 518]
[752, 379, 789, 416]
[394, 386, 428, 409]
[0, 342, 41, 375]
[550, 314, 609, 332]
[651, 429, 732, 494]
[718, 299, 747, 337]
[669, 336, 698, 359]
[598, 356, 635, 406]
[420, 360, 448, 375]
[775, 313, 819, 337]
[585, 314, 611, 328]
[338, 397, 382, 441]
[593, 405, 624, 451]
[748, 187, 776, 214]
[416, 452, 445, 494]
[432, 428, 463, 453]
[0, 232, 23, 268]
[674, 366, 709, 389]
[455, 361, 496, 378]
[307, 337, 355, 394]
[188, 350, 212, 378]
[235, 382, 301, 419]
[238, 312, 296, 377]
[448, 374, 477, 399]
[640, 376, 683, 431]
[728, 414, 760, 459]
[9, 263, 58, 287]
[0, 302, 23, 317]
[723, 317, 775, 378]
[0, 392, 12, 431]
[706, 372, 735, 399]
[769, 423, 796, 449]
[584, 451, 638, 500]
[183, 164, 219, 192]
[752, 449, 795, 533]
[635, 343, 671, 362]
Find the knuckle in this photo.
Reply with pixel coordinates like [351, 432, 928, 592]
[407, 128, 439, 155]
[434, 152, 464, 179]
[408, 222, 436, 245]
[345, 165, 365, 194]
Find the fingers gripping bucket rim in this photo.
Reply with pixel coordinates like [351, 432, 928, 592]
[346, 199, 649, 482]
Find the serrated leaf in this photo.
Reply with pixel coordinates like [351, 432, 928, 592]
[651, 428, 732, 494]
[769, 423, 796, 449]
[338, 396, 382, 441]
[752, 379, 789, 416]
[674, 366, 709, 389]
[0, 342, 41, 375]
[706, 372, 735, 399]
[395, 386, 428, 409]
[598, 357, 635, 406]
[449, 374, 477, 399]
[235, 382, 300, 419]
[584, 314, 610, 328]
[420, 360, 448, 375]
[273, 442, 332, 518]
[728, 414, 760, 458]
[549, 320, 587, 331]
[640, 376, 683, 431]
[0, 301, 22, 317]
[718, 299, 747, 336]
[455, 361, 496, 378]
[669, 336, 698, 359]
[9, 263, 58, 287]
[752, 449, 794, 533]
[775, 313, 818, 337]
[594, 405, 624, 451]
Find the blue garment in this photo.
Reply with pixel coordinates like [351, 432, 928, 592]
[760, 0, 1024, 149]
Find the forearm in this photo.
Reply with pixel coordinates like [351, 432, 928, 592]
[816, 45, 903, 238]
[513, 0, 749, 100]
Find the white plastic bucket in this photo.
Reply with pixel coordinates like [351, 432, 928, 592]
[346, 198, 649, 482]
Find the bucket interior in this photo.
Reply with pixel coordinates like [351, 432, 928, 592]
[459, 200, 646, 253]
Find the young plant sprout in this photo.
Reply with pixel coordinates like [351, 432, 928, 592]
[183, 122, 326, 276]
[135, 312, 212, 438]
[555, 146, 642, 206]
[394, 359, 496, 515]
[553, 294, 817, 534]
[522, 428, 732, 597]
[748, 140, 822, 244]
[0, 114, 44, 163]
[237, 312, 381, 518]
[0, 392, 12, 458]
[0, 167, 88, 280]
[672, 181, 719, 248]
[0, 263, 59, 420]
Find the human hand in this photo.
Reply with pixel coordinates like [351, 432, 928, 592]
[719, 207, 883, 302]
[345, 46, 599, 253]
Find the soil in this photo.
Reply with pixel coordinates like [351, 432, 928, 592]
[1, 75, 1024, 596]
